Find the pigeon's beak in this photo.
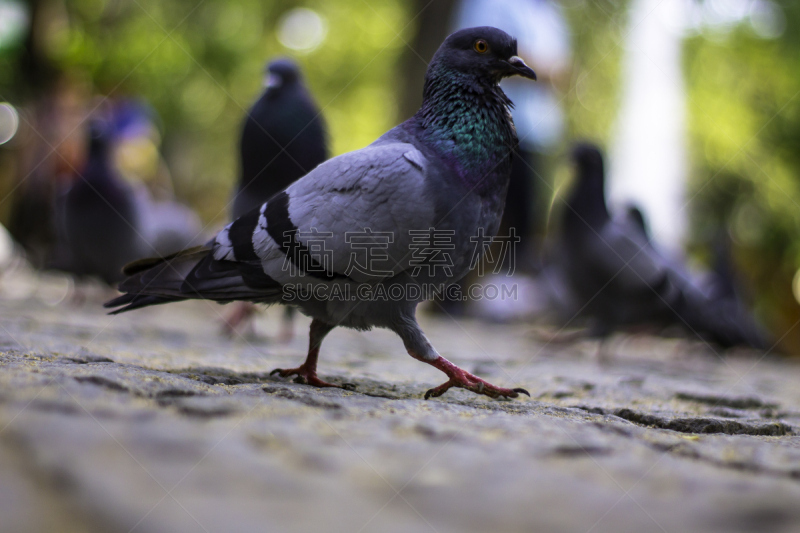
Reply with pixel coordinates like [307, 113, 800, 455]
[505, 56, 537, 80]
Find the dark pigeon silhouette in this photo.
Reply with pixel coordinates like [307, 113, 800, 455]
[59, 120, 203, 285]
[233, 58, 328, 219]
[106, 27, 537, 399]
[557, 142, 768, 349]
[225, 58, 329, 339]
[62, 121, 146, 284]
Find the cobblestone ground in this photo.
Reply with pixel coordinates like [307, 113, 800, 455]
[1, 265, 799, 533]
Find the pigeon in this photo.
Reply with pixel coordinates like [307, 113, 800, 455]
[59, 120, 203, 285]
[106, 27, 537, 399]
[233, 58, 328, 220]
[225, 58, 329, 339]
[557, 142, 768, 349]
[61, 120, 147, 284]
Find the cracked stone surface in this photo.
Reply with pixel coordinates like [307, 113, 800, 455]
[1, 268, 800, 533]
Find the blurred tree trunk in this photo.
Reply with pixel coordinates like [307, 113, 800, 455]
[7, 0, 78, 267]
[18, 0, 60, 98]
[397, 0, 458, 122]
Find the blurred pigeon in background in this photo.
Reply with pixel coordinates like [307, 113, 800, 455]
[59, 119, 203, 286]
[621, 203, 737, 303]
[106, 27, 537, 399]
[233, 58, 328, 219]
[109, 99, 204, 260]
[224, 58, 329, 340]
[557, 142, 768, 350]
[61, 120, 146, 284]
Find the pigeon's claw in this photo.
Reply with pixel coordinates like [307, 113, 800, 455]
[424, 382, 452, 400]
[269, 365, 340, 388]
[423, 358, 528, 400]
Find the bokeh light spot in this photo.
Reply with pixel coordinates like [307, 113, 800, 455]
[277, 8, 327, 53]
[750, 0, 786, 39]
[791, 269, 800, 306]
[0, 103, 19, 145]
[0, 0, 27, 50]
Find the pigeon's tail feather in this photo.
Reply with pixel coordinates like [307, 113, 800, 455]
[121, 245, 208, 276]
[104, 294, 179, 314]
[104, 246, 283, 314]
[678, 293, 769, 350]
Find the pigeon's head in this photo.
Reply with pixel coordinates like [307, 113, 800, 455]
[625, 205, 649, 237]
[263, 58, 302, 91]
[431, 27, 537, 83]
[567, 142, 609, 219]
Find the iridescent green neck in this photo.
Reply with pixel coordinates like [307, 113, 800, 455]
[415, 63, 518, 187]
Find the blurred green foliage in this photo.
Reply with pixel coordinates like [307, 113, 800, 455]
[684, 1, 800, 349]
[0, 0, 631, 230]
[2, 0, 411, 227]
[561, 0, 628, 142]
[542, 0, 627, 231]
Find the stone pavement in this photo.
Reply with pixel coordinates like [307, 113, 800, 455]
[1, 266, 800, 533]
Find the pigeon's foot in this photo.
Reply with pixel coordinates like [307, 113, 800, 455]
[424, 356, 529, 400]
[270, 319, 340, 388]
[269, 365, 339, 388]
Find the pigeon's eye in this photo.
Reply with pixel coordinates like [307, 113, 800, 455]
[473, 39, 489, 54]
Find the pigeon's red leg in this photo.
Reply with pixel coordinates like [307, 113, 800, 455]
[394, 320, 529, 400]
[413, 353, 530, 400]
[270, 319, 339, 388]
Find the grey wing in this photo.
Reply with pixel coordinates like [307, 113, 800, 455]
[212, 142, 436, 286]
